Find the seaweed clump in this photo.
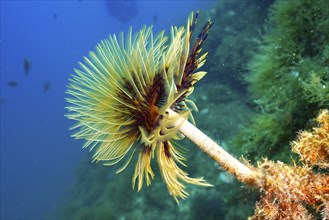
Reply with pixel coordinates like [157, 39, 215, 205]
[251, 109, 329, 219]
[234, 0, 329, 163]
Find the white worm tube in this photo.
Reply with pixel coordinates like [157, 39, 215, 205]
[168, 109, 261, 185]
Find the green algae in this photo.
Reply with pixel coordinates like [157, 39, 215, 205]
[234, 0, 329, 163]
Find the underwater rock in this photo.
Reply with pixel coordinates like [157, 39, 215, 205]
[200, 0, 273, 91]
[218, 172, 235, 184]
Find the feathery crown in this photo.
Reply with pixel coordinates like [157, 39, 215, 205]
[66, 12, 213, 202]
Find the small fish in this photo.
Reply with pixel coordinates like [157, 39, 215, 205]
[152, 15, 158, 23]
[24, 58, 31, 75]
[43, 81, 51, 93]
[7, 80, 18, 87]
[53, 13, 58, 20]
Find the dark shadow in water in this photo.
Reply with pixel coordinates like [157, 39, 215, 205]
[106, 0, 138, 23]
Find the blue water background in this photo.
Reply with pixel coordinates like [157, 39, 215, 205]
[0, 1, 216, 219]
